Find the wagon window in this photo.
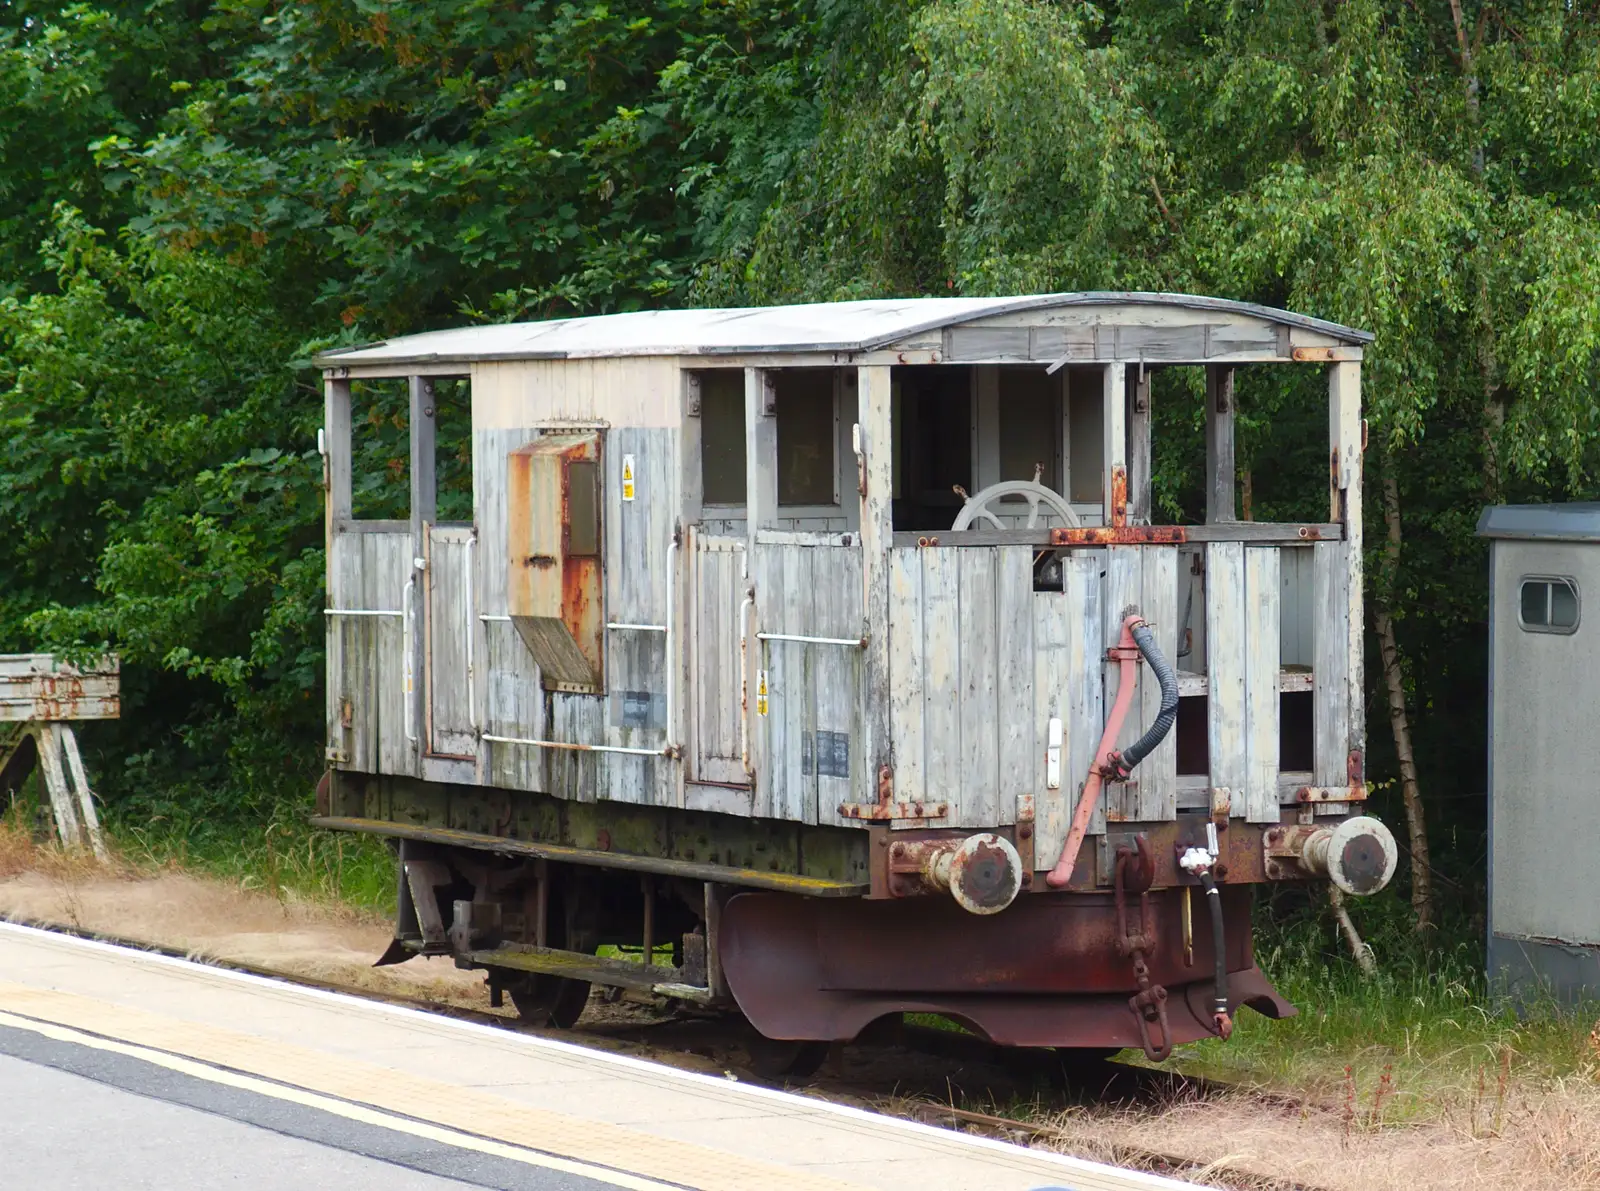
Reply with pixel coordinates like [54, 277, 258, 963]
[997, 367, 1061, 495]
[566, 459, 600, 556]
[1066, 368, 1105, 504]
[1519, 576, 1579, 633]
[699, 371, 747, 507]
[775, 370, 837, 506]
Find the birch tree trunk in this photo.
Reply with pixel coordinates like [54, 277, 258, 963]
[1373, 465, 1435, 932]
[1447, 0, 1506, 500]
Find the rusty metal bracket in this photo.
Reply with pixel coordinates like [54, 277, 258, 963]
[1051, 525, 1189, 546]
[1114, 837, 1171, 1061]
[1261, 823, 1320, 881]
[1295, 785, 1368, 803]
[840, 800, 950, 821]
[840, 764, 949, 821]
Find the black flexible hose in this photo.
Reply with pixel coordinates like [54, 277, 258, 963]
[1200, 870, 1229, 1021]
[1118, 620, 1179, 771]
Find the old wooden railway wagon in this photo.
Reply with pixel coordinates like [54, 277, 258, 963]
[313, 292, 1399, 1069]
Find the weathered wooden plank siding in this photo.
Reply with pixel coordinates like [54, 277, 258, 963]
[1312, 539, 1351, 793]
[957, 549, 999, 827]
[604, 426, 676, 806]
[690, 532, 746, 786]
[1205, 541, 1247, 811]
[1134, 547, 1179, 820]
[754, 543, 863, 824]
[472, 358, 682, 430]
[1243, 547, 1282, 822]
[427, 527, 476, 758]
[326, 530, 374, 772]
[476, 426, 547, 794]
[995, 546, 1035, 823]
[887, 549, 926, 806]
[1101, 546, 1142, 821]
[1033, 552, 1105, 867]
[920, 547, 962, 819]
[369, 529, 415, 778]
[888, 546, 1066, 832]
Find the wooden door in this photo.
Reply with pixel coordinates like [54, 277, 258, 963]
[689, 531, 749, 785]
[427, 525, 477, 758]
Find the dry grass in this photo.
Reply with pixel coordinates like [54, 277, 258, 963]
[1028, 1078, 1600, 1190]
[0, 814, 486, 1006]
[8, 813, 1600, 1189]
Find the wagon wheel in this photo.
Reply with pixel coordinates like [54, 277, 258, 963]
[507, 908, 596, 1029]
[743, 1028, 831, 1081]
[950, 465, 1081, 531]
[508, 969, 592, 1029]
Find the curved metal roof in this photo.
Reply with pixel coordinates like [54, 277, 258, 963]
[1478, 504, 1600, 543]
[314, 291, 1373, 368]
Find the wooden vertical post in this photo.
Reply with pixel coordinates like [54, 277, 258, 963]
[1205, 366, 1236, 523]
[58, 726, 107, 861]
[1330, 362, 1365, 782]
[409, 377, 437, 760]
[858, 364, 894, 817]
[743, 368, 775, 800]
[410, 376, 438, 537]
[1103, 362, 1128, 525]
[744, 368, 776, 548]
[35, 725, 81, 848]
[1127, 365, 1153, 525]
[324, 377, 353, 528]
[324, 376, 353, 770]
[680, 372, 704, 527]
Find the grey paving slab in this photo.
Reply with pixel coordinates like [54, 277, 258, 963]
[0, 1046, 604, 1191]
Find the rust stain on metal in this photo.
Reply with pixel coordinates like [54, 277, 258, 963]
[1109, 465, 1129, 528]
[1050, 525, 1189, 546]
[916, 535, 941, 548]
[1347, 749, 1365, 785]
[1294, 525, 1324, 540]
[563, 553, 603, 683]
[840, 799, 949, 821]
[1293, 346, 1340, 362]
[1295, 785, 1369, 803]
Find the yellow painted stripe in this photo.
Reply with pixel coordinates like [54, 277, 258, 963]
[0, 985, 868, 1191]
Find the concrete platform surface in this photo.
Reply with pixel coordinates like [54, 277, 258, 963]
[0, 921, 1204, 1191]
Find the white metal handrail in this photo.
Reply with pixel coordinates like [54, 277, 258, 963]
[737, 589, 754, 775]
[665, 534, 678, 753]
[482, 733, 667, 758]
[402, 569, 418, 744]
[323, 609, 403, 617]
[756, 632, 866, 648]
[468, 531, 682, 759]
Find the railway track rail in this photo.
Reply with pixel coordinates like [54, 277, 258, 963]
[5, 912, 1334, 1191]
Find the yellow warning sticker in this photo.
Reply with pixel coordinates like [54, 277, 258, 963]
[621, 454, 636, 502]
[756, 670, 769, 717]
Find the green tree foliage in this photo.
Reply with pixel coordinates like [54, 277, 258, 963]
[2, 0, 1599, 922]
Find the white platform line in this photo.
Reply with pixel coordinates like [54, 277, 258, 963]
[0, 919, 1206, 1191]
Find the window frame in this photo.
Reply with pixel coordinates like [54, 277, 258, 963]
[694, 369, 749, 512]
[1517, 574, 1581, 635]
[773, 367, 843, 513]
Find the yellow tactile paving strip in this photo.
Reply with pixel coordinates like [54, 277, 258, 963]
[0, 981, 868, 1191]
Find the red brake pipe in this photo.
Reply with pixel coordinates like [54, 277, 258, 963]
[1044, 613, 1145, 888]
